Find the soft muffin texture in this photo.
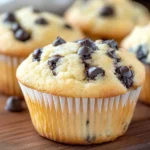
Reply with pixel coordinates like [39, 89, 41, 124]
[65, 0, 149, 40]
[17, 38, 145, 98]
[121, 24, 150, 64]
[121, 24, 150, 104]
[0, 7, 83, 57]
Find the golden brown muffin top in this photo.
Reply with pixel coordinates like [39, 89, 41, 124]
[65, 0, 149, 40]
[0, 7, 83, 57]
[17, 38, 145, 98]
[121, 24, 150, 64]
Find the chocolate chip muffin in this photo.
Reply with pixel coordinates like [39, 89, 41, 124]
[17, 37, 144, 144]
[65, 0, 149, 42]
[0, 7, 83, 97]
[121, 24, 150, 105]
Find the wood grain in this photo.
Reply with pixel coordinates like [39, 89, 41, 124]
[0, 95, 150, 150]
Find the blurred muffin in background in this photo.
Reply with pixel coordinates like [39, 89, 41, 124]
[0, 7, 83, 97]
[65, 0, 150, 42]
[121, 24, 150, 105]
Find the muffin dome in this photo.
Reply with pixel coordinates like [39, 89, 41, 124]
[121, 24, 150, 64]
[17, 37, 145, 98]
[0, 7, 83, 57]
[65, 0, 149, 40]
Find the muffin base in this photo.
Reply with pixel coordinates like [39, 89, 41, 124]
[0, 54, 24, 97]
[19, 83, 141, 145]
[139, 65, 150, 105]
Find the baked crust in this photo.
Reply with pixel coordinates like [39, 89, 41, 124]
[17, 39, 145, 98]
[121, 24, 150, 64]
[65, 0, 149, 40]
[0, 7, 84, 57]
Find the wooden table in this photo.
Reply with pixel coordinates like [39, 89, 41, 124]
[0, 95, 150, 150]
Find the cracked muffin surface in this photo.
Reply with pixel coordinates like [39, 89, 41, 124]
[121, 24, 150, 65]
[121, 24, 150, 104]
[17, 37, 145, 98]
[0, 7, 83, 57]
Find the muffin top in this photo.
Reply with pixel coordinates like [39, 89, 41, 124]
[0, 7, 83, 57]
[121, 24, 150, 65]
[65, 0, 149, 40]
[17, 37, 145, 98]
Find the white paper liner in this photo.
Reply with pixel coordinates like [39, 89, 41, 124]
[19, 82, 141, 144]
[0, 54, 24, 96]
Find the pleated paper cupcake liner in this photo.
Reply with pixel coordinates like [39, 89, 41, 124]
[0, 54, 24, 97]
[139, 65, 150, 105]
[19, 82, 141, 144]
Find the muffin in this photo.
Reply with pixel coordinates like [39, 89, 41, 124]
[65, 0, 149, 42]
[121, 24, 150, 105]
[17, 37, 145, 144]
[0, 7, 83, 97]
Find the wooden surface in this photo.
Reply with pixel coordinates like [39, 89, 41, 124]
[0, 95, 150, 150]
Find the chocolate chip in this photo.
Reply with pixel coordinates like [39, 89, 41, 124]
[32, 8, 41, 13]
[5, 96, 23, 112]
[11, 23, 21, 33]
[53, 37, 66, 46]
[3, 12, 16, 23]
[86, 120, 89, 125]
[78, 38, 97, 50]
[64, 23, 73, 30]
[136, 45, 149, 61]
[48, 55, 62, 70]
[33, 48, 42, 62]
[87, 67, 105, 80]
[120, 66, 133, 78]
[78, 46, 93, 60]
[102, 40, 118, 50]
[35, 17, 48, 25]
[99, 5, 115, 17]
[15, 29, 31, 42]
[115, 66, 133, 88]
[107, 50, 120, 62]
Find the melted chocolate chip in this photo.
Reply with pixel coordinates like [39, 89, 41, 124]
[136, 45, 149, 62]
[11, 23, 21, 33]
[48, 55, 62, 70]
[64, 23, 73, 30]
[78, 38, 97, 50]
[33, 8, 41, 13]
[99, 5, 115, 17]
[53, 37, 66, 46]
[115, 66, 133, 88]
[3, 12, 16, 23]
[35, 17, 48, 25]
[107, 50, 120, 62]
[5, 96, 23, 112]
[87, 67, 105, 80]
[15, 29, 31, 42]
[102, 40, 118, 50]
[78, 46, 93, 60]
[33, 48, 42, 62]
